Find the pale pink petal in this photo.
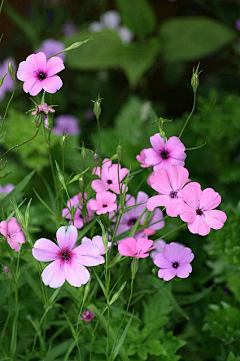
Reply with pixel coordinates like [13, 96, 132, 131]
[204, 210, 227, 230]
[165, 198, 184, 217]
[158, 268, 177, 281]
[149, 169, 171, 194]
[150, 133, 164, 152]
[165, 136, 185, 153]
[32, 238, 60, 261]
[74, 242, 100, 257]
[151, 239, 166, 259]
[147, 195, 169, 211]
[167, 165, 189, 190]
[73, 216, 84, 229]
[23, 78, 42, 96]
[92, 166, 101, 177]
[35, 52, 47, 72]
[180, 186, 201, 209]
[188, 216, 210, 236]
[42, 75, 63, 93]
[135, 191, 148, 214]
[119, 168, 129, 181]
[178, 203, 196, 223]
[42, 259, 65, 288]
[136, 237, 155, 254]
[178, 247, 194, 263]
[118, 237, 136, 256]
[163, 242, 182, 263]
[46, 56, 65, 76]
[88, 199, 100, 211]
[91, 179, 109, 193]
[153, 159, 171, 171]
[64, 261, 90, 287]
[176, 264, 192, 278]
[7, 218, 25, 243]
[8, 239, 20, 252]
[0, 220, 8, 237]
[153, 252, 172, 268]
[200, 188, 221, 210]
[74, 253, 104, 266]
[56, 225, 78, 250]
[144, 148, 162, 166]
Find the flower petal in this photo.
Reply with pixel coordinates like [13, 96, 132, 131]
[154, 252, 172, 268]
[42, 75, 63, 93]
[56, 225, 78, 250]
[158, 268, 177, 281]
[200, 188, 221, 210]
[32, 238, 60, 261]
[167, 165, 189, 191]
[64, 261, 90, 287]
[176, 264, 192, 278]
[42, 259, 65, 288]
[46, 56, 65, 76]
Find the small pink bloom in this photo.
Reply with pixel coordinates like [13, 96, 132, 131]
[118, 237, 156, 258]
[0, 217, 25, 252]
[80, 310, 95, 322]
[4, 266, 9, 274]
[144, 134, 186, 171]
[82, 235, 111, 256]
[150, 239, 166, 260]
[136, 149, 152, 168]
[147, 165, 201, 217]
[92, 158, 129, 194]
[32, 225, 104, 289]
[88, 191, 117, 215]
[178, 187, 227, 236]
[62, 193, 92, 229]
[154, 242, 194, 281]
[17, 52, 65, 96]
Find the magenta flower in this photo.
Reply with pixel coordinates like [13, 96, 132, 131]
[0, 58, 15, 100]
[32, 226, 104, 288]
[32, 103, 55, 130]
[178, 187, 227, 236]
[154, 242, 194, 281]
[88, 191, 117, 215]
[116, 191, 165, 241]
[80, 310, 95, 322]
[150, 239, 166, 260]
[3, 266, 10, 274]
[118, 237, 156, 258]
[62, 193, 92, 229]
[147, 165, 201, 217]
[37, 39, 66, 60]
[82, 235, 111, 256]
[17, 52, 65, 96]
[92, 158, 129, 194]
[0, 217, 25, 252]
[144, 134, 186, 171]
[52, 115, 81, 136]
[136, 149, 152, 168]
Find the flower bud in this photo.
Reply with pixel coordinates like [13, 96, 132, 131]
[191, 63, 202, 93]
[60, 131, 67, 149]
[131, 258, 139, 280]
[4, 266, 9, 274]
[8, 61, 15, 82]
[92, 95, 102, 120]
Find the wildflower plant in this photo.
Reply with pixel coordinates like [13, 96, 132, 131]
[0, 14, 230, 361]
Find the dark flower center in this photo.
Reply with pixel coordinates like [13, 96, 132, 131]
[127, 217, 137, 227]
[169, 190, 178, 199]
[161, 150, 169, 159]
[107, 179, 112, 185]
[7, 232, 11, 238]
[196, 208, 203, 216]
[172, 262, 179, 269]
[103, 204, 107, 207]
[38, 72, 46, 80]
[61, 250, 71, 261]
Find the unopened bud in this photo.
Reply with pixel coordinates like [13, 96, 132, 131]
[4, 266, 9, 274]
[92, 95, 102, 120]
[116, 144, 123, 159]
[60, 132, 67, 149]
[8, 61, 15, 82]
[81, 142, 87, 159]
[131, 258, 139, 280]
[191, 63, 202, 93]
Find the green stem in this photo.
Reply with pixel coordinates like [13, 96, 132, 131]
[0, 70, 15, 135]
[10, 250, 20, 360]
[155, 223, 187, 241]
[179, 91, 197, 139]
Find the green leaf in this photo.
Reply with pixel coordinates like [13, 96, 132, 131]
[116, 0, 156, 36]
[0, 73, 7, 87]
[160, 17, 236, 62]
[110, 313, 133, 361]
[46, 339, 73, 361]
[227, 352, 240, 361]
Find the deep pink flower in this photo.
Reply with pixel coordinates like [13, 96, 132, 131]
[52, 115, 81, 136]
[92, 158, 129, 194]
[4, 266, 10, 274]
[32, 226, 104, 288]
[88, 191, 117, 215]
[0, 58, 15, 100]
[136, 149, 152, 168]
[147, 165, 201, 217]
[154, 242, 194, 281]
[144, 134, 186, 171]
[118, 237, 156, 258]
[37, 39, 66, 60]
[116, 191, 165, 241]
[150, 239, 166, 260]
[82, 235, 111, 256]
[17, 52, 65, 96]
[0, 217, 25, 252]
[178, 187, 227, 236]
[80, 310, 95, 322]
[62, 193, 92, 229]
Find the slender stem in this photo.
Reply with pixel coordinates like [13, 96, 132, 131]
[155, 223, 187, 241]
[179, 91, 197, 139]
[0, 71, 15, 135]
[10, 250, 20, 360]
[96, 116, 101, 156]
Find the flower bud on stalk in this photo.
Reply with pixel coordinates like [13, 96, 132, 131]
[131, 258, 139, 280]
[93, 96, 102, 121]
[60, 131, 67, 149]
[8, 61, 15, 82]
[191, 63, 202, 93]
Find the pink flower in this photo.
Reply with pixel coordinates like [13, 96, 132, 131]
[32, 103, 55, 130]
[17, 52, 65, 96]
[80, 310, 95, 322]
[4, 266, 9, 274]
[144, 134, 186, 171]
[147, 165, 201, 217]
[88, 191, 117, 215]
[0, 217, 25, 252]
[154, 242, 194, 281]
[118, 237, 156, 258]
[150, 239, 166, 260]
[82, 235, 111, 256]
[32, 226, 104, 288]
[115, 191, 165, 241]
[136, 149, 152, 168]
[92, 158, 129, 194]
[178, 187, 227, 236]
[62, 193, 92, 229]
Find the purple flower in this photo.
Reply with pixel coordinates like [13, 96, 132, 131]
[154, 242, 194, 281]
[0, 183, 14, 195]
[3, 266, 9, 274]
[52, 115, 81, 136]
[150, 239, 166, 260]
[17, 52, 65, 96]
[80, 310, 95, 322]
[0, 58, 15, 100]
[37, 39, 66, 60]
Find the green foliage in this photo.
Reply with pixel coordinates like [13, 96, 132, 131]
[160, 17, 236, 62]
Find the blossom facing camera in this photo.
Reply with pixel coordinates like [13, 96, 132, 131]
[17, 52, 65, 96]
[178, 187, 227, 236]
[80, 310, 95, 322]
[0, 217, 25, 252]
[118, 237, 156, 258]
[32, 226, 105, 288]
[88, 191, 117, 215]
[144, 134, 186, 171]
[154, 242, 194, 281]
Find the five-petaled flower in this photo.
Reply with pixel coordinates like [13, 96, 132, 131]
[17, 52, 65, 96]
[0, 217, 25, 252]
[32, 226, 104, 288]
[118, 237, 156, 258]
[88, 191, 117, 215]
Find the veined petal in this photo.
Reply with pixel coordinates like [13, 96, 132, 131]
[42, 259, 65, 288]
[42, 75, 63, 93]
[56, 225, 78, 250]
[64, 262, 90, 287]
[46, 56, 65, 76]
[32, 238, 60, 261]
